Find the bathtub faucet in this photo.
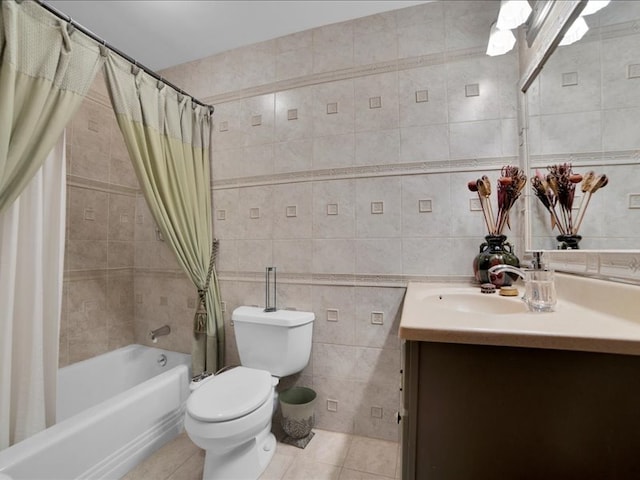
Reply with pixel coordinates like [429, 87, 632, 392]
[149, 325, 171, 343]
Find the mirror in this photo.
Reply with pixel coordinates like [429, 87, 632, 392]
[524, 0, 640, 251]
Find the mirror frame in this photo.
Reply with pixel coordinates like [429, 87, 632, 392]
[519, 0, 640, 283]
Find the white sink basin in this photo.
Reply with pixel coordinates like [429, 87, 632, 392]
[399, 277, 640, 356]
[423, 291, 528, 315]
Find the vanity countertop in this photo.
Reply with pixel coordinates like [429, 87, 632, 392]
[399, 273, 640, 356]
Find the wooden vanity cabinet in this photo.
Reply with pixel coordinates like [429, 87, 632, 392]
[401, 340, 640, 480]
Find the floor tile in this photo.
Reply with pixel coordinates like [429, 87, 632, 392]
[121, 428, 399, 480]
[338, 468, 395, 480]
[166, 449, 205, 480]
[259, 451, 296, 480]
[121, 433, 200, 480]
[395, 444, 402, 479]
[282, 457, 341, 480]
[343, 436, 398, 478]
[301, 429, 353, 466]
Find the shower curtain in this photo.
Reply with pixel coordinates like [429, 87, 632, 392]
[0, 1, 104, 448]
[103, 53, 224, 376]
[0, 135, 66, 449]
[0, 0, 105, 214]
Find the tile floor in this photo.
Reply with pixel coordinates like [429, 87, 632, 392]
[122, 429, 401, 480]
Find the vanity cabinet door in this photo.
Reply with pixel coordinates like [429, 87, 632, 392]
[403, 341, 640, 480]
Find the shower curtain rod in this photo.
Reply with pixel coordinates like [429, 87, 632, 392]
[35, 0, 215, 114]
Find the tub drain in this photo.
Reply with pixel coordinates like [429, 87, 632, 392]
[157, 354, 167, 367]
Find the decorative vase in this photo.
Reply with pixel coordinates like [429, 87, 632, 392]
[473, 235, 520, 287]
[556, 234, 581, 250]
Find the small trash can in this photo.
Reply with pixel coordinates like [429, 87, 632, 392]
[279, 386, 316, 441]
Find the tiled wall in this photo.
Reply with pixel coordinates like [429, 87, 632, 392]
[527, 1, 640, 250]
[61, 73, 196, 367]
[160, 0, 521, 441]
[60, 74, 138, 366]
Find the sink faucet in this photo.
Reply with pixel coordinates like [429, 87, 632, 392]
[488, 252, 556, 312]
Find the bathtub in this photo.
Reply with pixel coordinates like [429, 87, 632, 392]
[0, 344, 191, 480]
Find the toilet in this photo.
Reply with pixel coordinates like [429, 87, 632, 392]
[184, 306, 314, 480]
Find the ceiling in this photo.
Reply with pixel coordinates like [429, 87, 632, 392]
[45, 1, 430, 71]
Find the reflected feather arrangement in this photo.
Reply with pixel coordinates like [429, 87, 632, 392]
[531, 163, 608, 235]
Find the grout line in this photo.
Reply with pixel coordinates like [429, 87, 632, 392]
[165, 448, 203, 480]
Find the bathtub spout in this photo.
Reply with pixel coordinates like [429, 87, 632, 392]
[149, 325, 171, 343]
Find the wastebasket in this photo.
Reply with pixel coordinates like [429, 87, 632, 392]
[279, 386, 316, 445]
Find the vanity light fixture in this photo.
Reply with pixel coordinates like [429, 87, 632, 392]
[559, 16, 589, 46]
[486, 21, 516, 57]
[496, 0, 532, 30]
[486, 0, 530, 57]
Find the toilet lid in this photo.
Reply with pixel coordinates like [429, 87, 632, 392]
[187, 367, 273, 422]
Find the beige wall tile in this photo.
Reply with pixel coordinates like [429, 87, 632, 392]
[312, 180, 356, 239]
[312, 376, 359, 434]
[276, 47, 314, 82]
[312, 23, 354, 74]
[313, 133, 355, 170]
[108, 193, 136, 241]
[355, 177, 402, 238]
[275, 87, 314, 142]
[312, 286, 356, 346]
[312, 239, 356, 275]
[398, 66, 448, 128]
[354, 287, 402, 350]
[67, 187, 109, 241]
[354, 129, 400, 166]
[60, 1, 523, 447]
[272, 183, 313, 239]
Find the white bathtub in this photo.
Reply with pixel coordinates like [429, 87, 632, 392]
[0, 344, 191, 480]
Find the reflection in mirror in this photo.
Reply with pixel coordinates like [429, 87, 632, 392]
[526, 0, 640, 250]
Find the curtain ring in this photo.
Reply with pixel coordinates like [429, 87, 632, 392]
[157, 79, 165, 90]
[99, 43, 108, 57]
[67, 21, 76, 35]
[131, 64, 140, 75]
[208, 106, 215, 115]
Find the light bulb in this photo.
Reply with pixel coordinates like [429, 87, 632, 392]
[496, 0, 533, 30]
[581, 0, 610, 16]
[559, 16, 589, 46]
[486, 22, 516, 56]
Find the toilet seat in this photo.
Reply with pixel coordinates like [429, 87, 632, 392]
[186, 367, 272, 423]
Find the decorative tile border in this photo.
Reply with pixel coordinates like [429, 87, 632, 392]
[134, 268, 191, 279]
[529, 150, 640, 169]
[546, 251, 640, 284]
[65, 267, 476, 288]
[212, 156, 516, 190]
[67, 174, 139, 197]
[64, 267, 133, 282]
[204, 47, 485, 107]
[217, 270, 473, 288]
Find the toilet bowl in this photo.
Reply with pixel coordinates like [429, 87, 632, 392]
[185, 367, 278, 479]
[184, 306, 314, 480]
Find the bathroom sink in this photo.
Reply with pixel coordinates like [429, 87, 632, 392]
[399, 277, 640, 357]
[422, 291, 528, 315]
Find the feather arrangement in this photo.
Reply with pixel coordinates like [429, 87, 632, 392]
[467, 166, 527, 236]
[531, 163, 608, 235]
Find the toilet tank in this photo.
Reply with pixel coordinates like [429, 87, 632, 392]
[232, 306, 314, 377]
